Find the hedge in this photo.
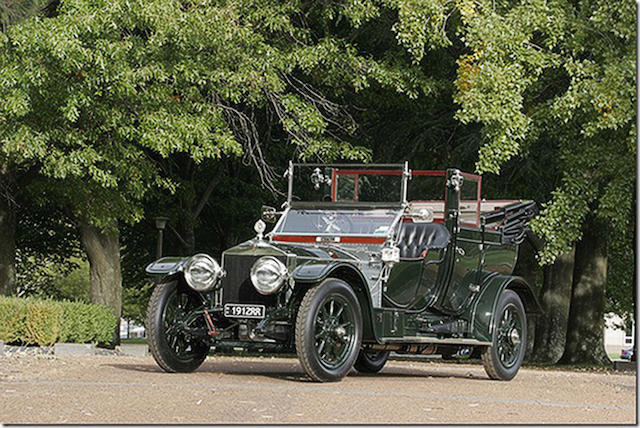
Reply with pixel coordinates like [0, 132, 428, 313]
[0, 296, 117, 346]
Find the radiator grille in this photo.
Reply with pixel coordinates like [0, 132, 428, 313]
[220, 254, 282, 306]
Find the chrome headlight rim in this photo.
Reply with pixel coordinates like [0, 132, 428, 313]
[183, 253, 222, 292]
[250, 256, 288, 295]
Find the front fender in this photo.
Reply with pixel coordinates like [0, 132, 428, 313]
[466, 275, 541, 343]
[292, 260, 380, 343]
[292, 260, 357, 283]
[145, 257, 189, 275]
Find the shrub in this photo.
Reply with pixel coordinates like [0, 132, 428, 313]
[0, 298, 27, 344]
[0, 296, 117, 346]
[58, 300, 116, 344]
[24, 300, 63, 346]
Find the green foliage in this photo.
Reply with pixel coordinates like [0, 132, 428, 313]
[0, 297, 27, 343]
[24, 299, 63, 346]
[58, 300, 116, 344]
[0, 0, 436, 242]
[49, 258, 90, 302]
[0, 0, 633, 321]
[447, 0, 636, 268]
[0, 0, 50, 31]
[330, 0, 635, 314]
[121, 279, 154, 325]
[0, 296, 116, 345]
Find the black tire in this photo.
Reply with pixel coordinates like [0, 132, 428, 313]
[481, 290, 527, 381]
[441, 352, 456, 361]
[146, 280, 210, 373]
[354, 349, 390, 373]
[295, 278, 363, 382]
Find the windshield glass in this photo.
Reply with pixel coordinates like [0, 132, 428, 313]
[290, 164, 404, 204]
[274, 209, 399, 236]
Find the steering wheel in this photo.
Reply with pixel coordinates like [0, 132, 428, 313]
[313, 212, 354, 234]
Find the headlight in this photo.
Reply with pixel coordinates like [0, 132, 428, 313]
[250, 256, 288, 295]
[183, 253, 222, 291]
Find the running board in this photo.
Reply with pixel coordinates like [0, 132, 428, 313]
[381, 337, 491, 346]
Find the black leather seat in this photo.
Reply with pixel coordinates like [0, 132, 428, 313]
[396, 222, 450, 260]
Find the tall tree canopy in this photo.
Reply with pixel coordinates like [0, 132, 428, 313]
[0, 0, 634, 358]
[0, 0, 431, 324]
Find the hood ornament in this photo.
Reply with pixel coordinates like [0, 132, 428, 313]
[254, 219, 266, 241]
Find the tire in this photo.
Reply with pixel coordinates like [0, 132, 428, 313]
[354, 349, 390, 373]
[481, 290, 527, 381]
[147, 280, 210, 373]
[441, 352, 456, 361]
[295, 278, 363, 382]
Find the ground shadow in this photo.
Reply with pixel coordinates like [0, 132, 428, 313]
[105, 358, 490, 382]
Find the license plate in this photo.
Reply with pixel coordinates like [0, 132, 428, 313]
[224, 303, 266, 319]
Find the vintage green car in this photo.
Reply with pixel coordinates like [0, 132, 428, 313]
[145, 163, 540, 382]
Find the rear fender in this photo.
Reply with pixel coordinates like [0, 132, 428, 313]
[466, 275, 541, 343]
[292, 261, 379, 343]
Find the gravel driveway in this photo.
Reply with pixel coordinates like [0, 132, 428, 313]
[0, 354, 635, 424]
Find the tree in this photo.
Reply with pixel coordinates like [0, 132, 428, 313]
[0, 163, 16, 295]
[559, 218, 610, 364]
[0, 0, 49, 32]
[451, 0, 635, 364]
[327, 0, 634, 363]
[0, 0, 54, 296]
[529, 247, 575, 364]
[1, 0, 429, 335]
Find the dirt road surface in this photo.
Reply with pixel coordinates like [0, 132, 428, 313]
[0, 354, 635, 424]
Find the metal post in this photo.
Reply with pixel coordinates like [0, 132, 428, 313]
[286, 160, 294, 207]
[156, 229, 164, 259]
[401, 161, 410, 205]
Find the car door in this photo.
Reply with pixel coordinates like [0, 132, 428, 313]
[438, 226, 482, 313]
[384, 171, 451, 310]
[431, 171, 483, 314]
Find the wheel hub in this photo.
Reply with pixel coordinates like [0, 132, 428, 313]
[313, 295, 355, 370]
[509, 328, 520, 345]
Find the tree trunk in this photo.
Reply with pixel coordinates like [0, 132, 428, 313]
[0, 166, 16, 296]
[181, 220, 196, 255]
[79, 220, 122, 345]
[559, 219, 610, 365]
[530, 248, 575, 363]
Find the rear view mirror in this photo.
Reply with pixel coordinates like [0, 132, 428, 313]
[261, 205, 278, 223]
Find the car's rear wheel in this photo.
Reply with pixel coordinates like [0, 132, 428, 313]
[295, 278, 362, 382]
[354, 349, 390, 373]
[147, 280, 210, 373]
[481, 290, 526, 380]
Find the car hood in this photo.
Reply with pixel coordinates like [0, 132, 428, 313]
[222, 237, 383, 288]
[223, 237, 378, 263]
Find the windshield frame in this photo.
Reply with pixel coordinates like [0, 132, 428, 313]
[286, 162, 410, 208]
[269, 207, 405, 242]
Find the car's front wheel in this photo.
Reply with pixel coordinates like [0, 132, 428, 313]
[481, 290, 527, 380]
[146, 280, 210, 373]
[295, 278, 363, 382]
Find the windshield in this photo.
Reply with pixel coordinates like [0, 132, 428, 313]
[289, 164, 405, 204]
[274, 209, 399, 236]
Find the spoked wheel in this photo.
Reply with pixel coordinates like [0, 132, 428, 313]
[481, 290, 526, 380]
[296, 278, 362, 382]
[354, 349, 390, 373]
[147, 281, 210, 373]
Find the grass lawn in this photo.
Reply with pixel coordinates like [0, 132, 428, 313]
[121, 338, 148, 345]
